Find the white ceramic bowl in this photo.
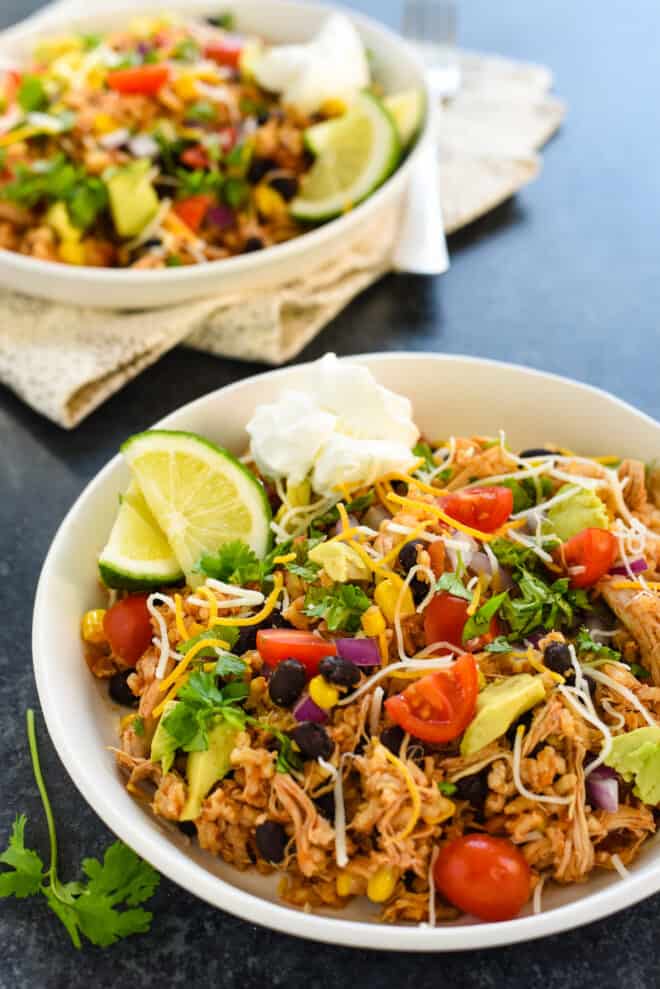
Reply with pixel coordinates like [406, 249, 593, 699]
[33, 354, 660, 950]
[0, 0, 430, 309]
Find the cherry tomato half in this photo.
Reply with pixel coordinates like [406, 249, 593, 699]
[107, 65, 170, 95]
[103, 594, 152, 667]
[173, 193, 214, 233]
[256, 629, 336, 678]
[560, 527, 619, 588]
[181, 144, 211, 170]
[433, 834, 531, 922]
[204, 39, 243, 69]
[423, 592, 499, 651]
[441, 486, 514, 534]
[384, 653, 478, 744]
[427, 540, 446, 577]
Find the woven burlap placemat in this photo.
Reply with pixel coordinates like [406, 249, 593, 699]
[0, 48, 564, 427]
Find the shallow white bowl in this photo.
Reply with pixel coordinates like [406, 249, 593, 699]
[0, 0, 430, 309]
[33, 354, 660, 949]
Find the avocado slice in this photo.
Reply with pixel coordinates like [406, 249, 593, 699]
[106, 159, 159, 238]
[308, 540, 370, 582]
[179, 720, 239, 822]
[545, 484, 609, 542]
[150, 701, 179, 774]
[604, 726, 660, 805]
[460, 673, 546, 756]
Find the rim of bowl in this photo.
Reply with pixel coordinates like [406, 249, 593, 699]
[0, 0, 431, 285]
[32, 353, 660, 950]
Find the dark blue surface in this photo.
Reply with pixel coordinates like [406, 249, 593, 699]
[1, 1, 659, 986]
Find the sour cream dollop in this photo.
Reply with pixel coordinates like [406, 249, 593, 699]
[251, 13, 370, 115]
[246, 353, 420, 495]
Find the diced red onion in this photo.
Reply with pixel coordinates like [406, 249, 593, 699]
[526, 630, 545, 647]
[336, 637, 380, 666]
[609, 558, 648, 576]
[99, 127, 130, 149]
[333, 513, 358, 536]
[497, 566, 514, 591]
[128, 134, 159, 158]
[586, 766, 619, 812]
[469, 551, 492, 576]
[363, 504, 391, 530]
[293, 694, 327, 724]
[206, 204, 235, 229]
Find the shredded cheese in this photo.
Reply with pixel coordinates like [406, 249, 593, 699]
[193, 586, 218, 625]
[610, 853, 630, 879]
[157, 635, 230, 696]
[532, 877, 545, 915]
[379, 742, 422, 839]
[378, 520, 434, 567]
[152, 675, 189, 719]
[334, 753, 352, 867]
[558, 685, 613, 775]
[610, 579, 660, 591]
[601, 697, 626, 730]
[427, 846, 440, 926]
[207, 572, 283, 626]
[369, 686, 384, 736]
[148, 593, 176, 680]
[466, 576, 483, 617]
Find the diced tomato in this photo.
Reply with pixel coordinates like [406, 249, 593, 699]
[433, 834, 531, 921]
[441, 486, 514, 534]
[257, 629, 336, 678]
[427, 540, 446, 577]
[384, 653, 478, 744]
[423, 592, 500, 651]
[173, 193, 214, 232]
[103, 595, 153, 667]
[3, 69, 21, 106]
[204, 39, 243, 69]
[107, 64, 169, 95]
[218, 126, 238, 152]
[181, 144, 210, 170]
[560, 527, 619, 588]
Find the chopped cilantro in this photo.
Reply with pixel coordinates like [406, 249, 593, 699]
[223, 176, 249, 208]
[18, 75, 48, 113]
[165, 255, 183, 267]
[575, 627, 621, 661]
[434, 571, 472, 601]
[498, 476, 553, 514]
[132, 716, 145, 737]
[0, 711, 159, 948]
[436, 467, 453, 485]
[80, 33, 102, 50]
[214, 653, 248, 679]
[0, 155, 107, 231]
[186, 100, 217, 123]
[462, 591, 508, 643]
[412, 441, 435, 471]
[502, 568, 589, 638]
[437, 781, 457, 796]
[484, 636, 515, 654]
[489, 538, 538, 570]
[175, 167, 222, 198]
[268, 729, 303, 774]
[207, 12, 235, 29]
[171, 38, 201, 61]
[304, 582, 371, 633]
[162, 670, 249, 751]
[198, 539, 262, 585]
[629, 662, 651, 680]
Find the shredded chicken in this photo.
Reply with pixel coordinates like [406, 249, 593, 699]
[446, 445, 518, 491]
[599, 578, 660, 684]
[269, 774, 334, 877]
[152, 773, 187, 821]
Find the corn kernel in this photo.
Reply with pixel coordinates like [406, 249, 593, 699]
[81, 609, 107, 644]
[309, 675, 339, 710]
[254, 184, 287, 220]
[320, 97, 347, 117]
[59, 240, 86, 265]
[374, 578, 414, 624]
[367, 866, 398, 903]
[172, 73, 200, 101]
[286, 478, 311, 508]
[361, 605, 386, 637]
[336, 871, 362, 897]
[93, 113, 119, 135]
[86, 67, 107, 90]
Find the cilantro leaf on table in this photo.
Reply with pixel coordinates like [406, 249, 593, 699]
[0, 711, 159, 948]
[575, 627, 621, 661]
[462, 592, 509, 643]
[435, 571, 472, 601]
[502, 567, 589, 638]
[303, 582, 371, 633]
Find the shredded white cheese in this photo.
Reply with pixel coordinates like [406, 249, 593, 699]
[532, 877, 545, 915]
[148, 593, 176, 679]
[610, 853, 630, 879]
[336, 656, 454, 707]
[427, 846, 440, 926]
[369, 686, 384, 737]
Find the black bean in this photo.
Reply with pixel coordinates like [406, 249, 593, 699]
[318, 655, 360, 688]
[454, 770, 489, 814]
[247, 156, 277, 183]
[177, 820, 196, 837]
[268, 175, 299, 201]
[519, 448, 555, 458]
[243, 236, 264, 253]
[379, 724, 405, 754]
[505, 707, 536, 747]
[108, 670, 138, 707]
[314, 791, 335, 821]
[255, 820, 288, 863]
[256, 110, 270, 125]
[543, 641, 573, 675]
[142, 237, 162, 249]
[235, 609, 290, 653]
[398, 539, 424, 572]
[409, 575, 430, 605]
[268, 659, 306, 707]
[291, 722, 333, 760]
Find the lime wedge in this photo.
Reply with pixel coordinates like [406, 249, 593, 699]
[99, 482, 183, 590]
[121, 430, 271, 580]
[291, 91, 400, 222]
[384, 88, 425, 146]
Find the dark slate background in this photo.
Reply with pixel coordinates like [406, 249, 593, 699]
[1, 0, 658, 986]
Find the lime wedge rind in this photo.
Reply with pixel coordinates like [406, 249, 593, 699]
[291, 91, 401, 223]
[384, 88, 426, 147]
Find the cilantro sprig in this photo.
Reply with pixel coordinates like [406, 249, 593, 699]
[0, 155, 108, 231]
[0, 711, 160, 948]
[303, 582, 371, 633]
[575, 627, 621, 662]
[162, 668, 249, 752]
[502, 568, 589, 638]
[435, 571, 471, 601]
